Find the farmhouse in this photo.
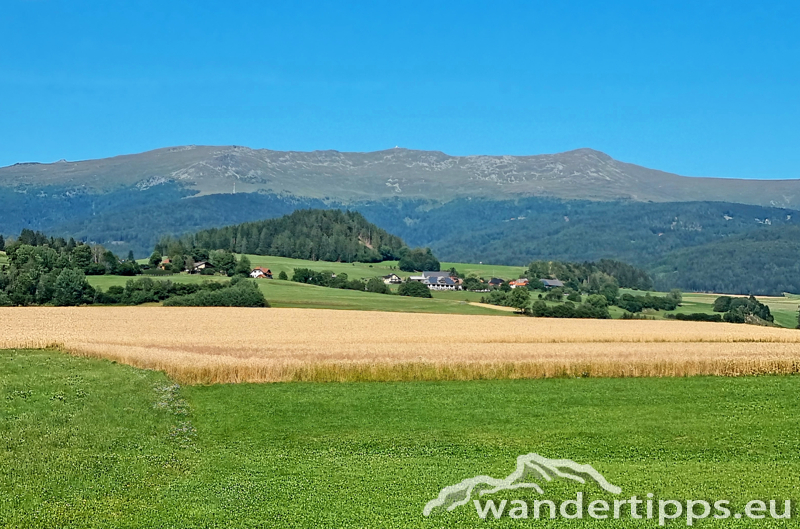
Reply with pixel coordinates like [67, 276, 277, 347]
[382, 273, 402, 284]
[250, 267, 273, 279]
[540, 279, 564, 289]
[422, 271, 452, 280]
[509, 278, 529, 289]
[409, 271, 463, 290]
[424, 276, 460, 290]
[191, 261, 212, 274]
[488, 278, 504, 287]
[158, 257, 171, 270]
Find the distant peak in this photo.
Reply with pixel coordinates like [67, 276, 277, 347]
[560, 148, 613, 160]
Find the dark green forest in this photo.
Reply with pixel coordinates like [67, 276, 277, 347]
[185, 209, 408, 263]
[358, 198, 800, 295]
[649, 227, 800, 294]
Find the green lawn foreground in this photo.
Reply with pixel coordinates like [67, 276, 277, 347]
[2, 349, 799, 528]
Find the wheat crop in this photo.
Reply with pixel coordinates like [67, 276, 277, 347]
[2, 307, 800, 384]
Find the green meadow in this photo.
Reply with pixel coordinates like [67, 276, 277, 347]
[2, 349, 799, 528]
[87, 254, 800, 324]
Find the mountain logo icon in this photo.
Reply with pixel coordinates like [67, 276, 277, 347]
[423, 453, 622, 516]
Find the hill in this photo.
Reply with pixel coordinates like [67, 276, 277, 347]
[650, 227, 800, 295]
[176, 209, 408, 263]
[363, 198, 800, 265]
[3, 145, 800, 207]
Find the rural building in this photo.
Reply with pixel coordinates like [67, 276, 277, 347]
[423, 276, 461, 290]
[409, 271, 463, 290]
[191, 261, 212, 274]
[509, 278, 529, 289]
[250, 267, 273, 279]
[382, 273, 402, 284]
[158, 257, 171, 270]
[421, 271, 452, 280]
[488, 278, 504, 287]
[540, 279, 564, 288]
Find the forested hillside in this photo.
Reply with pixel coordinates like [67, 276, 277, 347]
[185, 209, 408, 263]
[5, 184, 800, 294]
[362, 198, 799, 266]
[650, 227, 800, 294]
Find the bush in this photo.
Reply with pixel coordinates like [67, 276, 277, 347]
[566, 292, 581, 303]
[163, 280, 269, 307]
[544, 288, 563, 301]
[142, 268, 173, 276]
[483, 290, 509, 306]
[397, 281, 432, 298]
[292, 268, 329, 286]
[616, 293, 678, 313]
[365, 277, 390, 294]
[669, 312, 723, 322]
[530, 299, 609, 319]
[278, 270, 288, 280]
[713, 296, 732, 312]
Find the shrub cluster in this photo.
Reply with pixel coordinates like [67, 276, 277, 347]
[530, 300, 610, 319]
[292, 268, 369, 291]
[163, 279, 269, 307]
[667, 313, 723, 322]
[616, 292, 679, 313]
[397, 281, 431, 298]
[712, 295, 774, 323]
[95, 277, 228, 305]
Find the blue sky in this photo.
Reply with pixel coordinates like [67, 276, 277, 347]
[2, 1, 798, 178]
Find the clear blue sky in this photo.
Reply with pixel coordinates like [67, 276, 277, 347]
[2, 1, 798, 179]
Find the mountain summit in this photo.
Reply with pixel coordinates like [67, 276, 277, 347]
[2, 145, 800, 208]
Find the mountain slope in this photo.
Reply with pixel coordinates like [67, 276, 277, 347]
[649, 227, 800, 295]
[3, 145, 800, 207]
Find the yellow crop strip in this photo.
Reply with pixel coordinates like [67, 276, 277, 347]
[2, 307, 799, 384]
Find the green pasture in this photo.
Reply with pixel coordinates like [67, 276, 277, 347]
[90, 254, 800, 325]
[2, 349, 799, 528]
[86, 273, 508, 316]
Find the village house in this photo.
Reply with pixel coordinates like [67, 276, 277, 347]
[382, 273, 402, 284]
[488, 278, 505, 287]
[191, 261, 212, 274]
[409, 271, 463, 291]
[423, 276, 460, 290]
[539, 279, 565, 289]
[158, 257, 171, 271]
[509, 278, 529, 289]
[250, 267, 273, 279]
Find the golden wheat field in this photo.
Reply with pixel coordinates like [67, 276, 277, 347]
[2, 307, 800, 384]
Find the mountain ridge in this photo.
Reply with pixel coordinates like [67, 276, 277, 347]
[2, 145, 800, 208]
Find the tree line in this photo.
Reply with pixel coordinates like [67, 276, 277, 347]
[185, 209, 407, 263]
[0, 229, 267, 307]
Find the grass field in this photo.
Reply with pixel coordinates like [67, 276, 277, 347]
[2, 349, 798, 527]
[86, 273, 509, 315]
[616, 288, 800, 329]
[123, 254, 800, 326]
[3, 307, 800, 384]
